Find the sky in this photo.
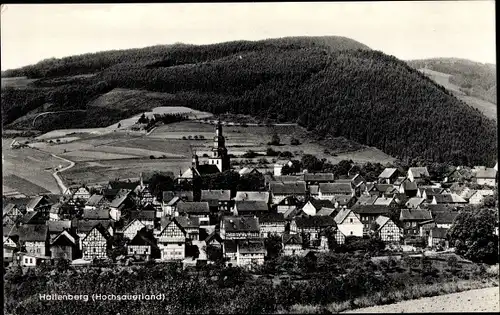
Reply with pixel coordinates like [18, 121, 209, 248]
[0, 1, 496, 70]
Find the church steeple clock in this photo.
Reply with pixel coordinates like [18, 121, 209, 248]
[208, 120, 230, 172]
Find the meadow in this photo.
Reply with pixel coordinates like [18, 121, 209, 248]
[3, 119, 394, 192]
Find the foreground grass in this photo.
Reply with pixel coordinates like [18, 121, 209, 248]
[280, 278, 499, 314]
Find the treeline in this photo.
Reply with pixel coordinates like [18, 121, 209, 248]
[2, 38, 497, 166]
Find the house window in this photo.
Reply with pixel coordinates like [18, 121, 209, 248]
[350, 231, 353, 235]
[350, 218, 353, 223]
[30, 258, 33, 264]
[93, 248, 96, 253]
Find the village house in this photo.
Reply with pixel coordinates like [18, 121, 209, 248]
[75, 220, 114, 252]
[290, 216, 336, 246]
[355, 194, 378, 206]
[351, 205, 390, 235]
[443, 166, 473, 183]
[3, 235, 17, 264]
[204, 231, 223, 250]
[176, 202, 210, 219]
[374, 196, 397, 207]
[73, 186, 91, 200]
[130, 210, 156, 229]
[366, 183, 394, 197]
[82, 208, 110, 220]
[407, 167, 430, 183]
[157, 218, 187, 261]
[318, 183, 354, 200]
[48, 203, 62, 221]
[50, 230, 77, 261]
[15, 253, 51, 267]
[399, 209, 433, 236]
[122, 219, 147, 241]
[177, 154, 222, 184]
[176, 216, 207, 240]
[238, 167, 261, 176]
[18, 211, 47, 225]
[270, 181, 307, 204]
[374, 215, 401, 243]
[84, 194, 109, 211]
[201, 189, 232, 212]
[474, 167, 497, 186]
[109, 189, 134, 221]
[15, 224, 49, 257]
[431, 193, 467, 206]
[81, 224, 111, 261]
[276, 196, 300, 215]
[468, 189, 495, 205]
[428, 227, 449, 249]
[301, 199, 335, 216]
[265, 174, 304, 188]
[26, 195, 53, 214]
[3, 203, 21, 226]
[47, 220, 73, 242]
[418, 219, 437, 237]
[273, 159, 294, 176]
[405, 197, 426, 209]
[237, 239, 266, 267]
[127, 228, 160, 260]
[220, 216, 260, 240]
[430, 210, 459, 229]
[378, 168, 399, 184]
[303, 173, 335, 186]
[234, 191, 271, 205]
[417, 187, 445, 202]
[162, 191, 194, 217]
[282, 233, 304, 256]
[223, 240, 238, 265]
[399, 180, 418, 197]
[259, 213, 286, 238]
[333, 208, 363, 242]
[233, 200, 269, 216]
[309, 185, 319, 198]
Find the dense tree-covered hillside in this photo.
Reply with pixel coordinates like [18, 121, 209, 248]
[408, 58, 497, 104]
[1, 36, 497, 166]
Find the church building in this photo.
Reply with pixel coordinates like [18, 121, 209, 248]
[177, 121, 230, 183]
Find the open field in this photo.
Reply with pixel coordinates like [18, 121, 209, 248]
[2, 139, 65, 195]
[344, 286, 499, 313]
[5, 118, 394, 186]
[1, 76, 37, 89]
[418, 68, 496, 120]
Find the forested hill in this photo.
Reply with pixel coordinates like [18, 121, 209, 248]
[407, 58, 496, 104]
[1, 36, 497, 166]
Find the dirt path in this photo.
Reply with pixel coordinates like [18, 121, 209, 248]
[344, 287, 499, 313]
[51, 153, 76, 194]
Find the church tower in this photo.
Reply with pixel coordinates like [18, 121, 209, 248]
[208, 120, 230, 172]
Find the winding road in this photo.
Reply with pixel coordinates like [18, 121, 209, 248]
[50, 153, 76, 194]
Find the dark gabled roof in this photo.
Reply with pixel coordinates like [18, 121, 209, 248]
[319, 183, 352, 194]
[283, 233, 303, 245]
[409, 167, 430, 178]
[432, 211, 459, 225]
[276, 196, 300, 206]
[420, 187, 445, 196]
[197, 164, 220, 175]
[430, 227, 448, 239]
[421, 204, 458, 212]
[201, 189, 231, 201]
[235, 200, 269, 212]
[109, 189, 132, 208]
[303, 173, 334, 182]
[82, 208, 110, 220]
[295, 216, 336, 228]
[334, 209, 354, 224]
[402, 181, 418, 191]
[108, 181, 139, 190]
[259, 213, 286, 223]
[3, 197, 30, 211]
[175, 216, 201, 229]
[273, 175, 304, 183]
[86, 194, 105, 206]
[238, 240, 266, 254]
[400, 209, 432, 221]
[355, 195, 378, 206]
[432, 194, 467, 204]
[50, 230, 76, 246]
[351, 205, 390, 215]
[15, 224, 48, 242]
[222, 216, 259, 232]
[19, 211, 46, 224]
[129, 210, 156, 221]
[378, 168, 398, 179]
[129, 230, 158, 248]
[102, 188, 121, 201]
[270, 181, 307, 195]
[162, 191, 194, 203]
[374, 184, 393, 193]
[234, 191, 270, 202]
[76, 219, 112, 234]
[308, 199, 335, 210]
[177, 202, 210, 214]
[47, 220, 72, 234]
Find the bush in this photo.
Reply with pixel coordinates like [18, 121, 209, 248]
[242, 150, 259, 158]
[290, 137, 300, 145]
[182, 136, 187, 140]
[149, 155, 155, 159]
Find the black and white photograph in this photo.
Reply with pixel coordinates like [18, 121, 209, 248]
[1, 1, 498, 314]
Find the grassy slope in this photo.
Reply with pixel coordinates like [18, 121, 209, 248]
[1, 36, 497, 165]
